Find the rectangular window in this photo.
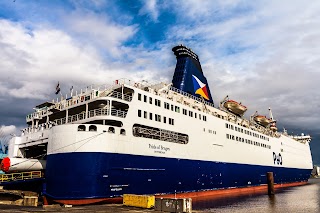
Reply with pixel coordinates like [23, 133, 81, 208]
[164, 102, 169, 109]
[226, 134, 230, 139]
[199, 114, 201, 120]
[171, 105, 174, 111]
[149, 97, 152, 104]
[175, 106, 180, 113]
[138, 93, 141, 101]
[169, 118, 174, 125]
[203, 115, 207, 121]
[149, 113, 152, 120]
[144, 95, 147, 102]
[163, 116, 167, 123]
[138, 110, 141, 117]
[183, 109, 187, 115]
[195, 113, 197, 118]
[144, 111, 147, 119]
[189, 111, 193, 117]
[155, 114, 161, 122]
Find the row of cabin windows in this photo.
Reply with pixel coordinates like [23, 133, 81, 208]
[164, 102, 180, 113]
[77, 125, 126, 135]
[138, 93, 161, 107]
[138, 93, 207, 122]
[225, 123, 269, 141]
[226, 134, 271, 149]
[138, 110, 174, 125]
[183, 108, 207, 121]
[204, 128, 217, 134]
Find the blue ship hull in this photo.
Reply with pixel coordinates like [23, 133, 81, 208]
[44, 152, 311, 200]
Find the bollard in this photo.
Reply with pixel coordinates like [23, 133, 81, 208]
[267, 172, 274, 195]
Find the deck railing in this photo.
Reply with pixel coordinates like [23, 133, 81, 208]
[53, 108, 127, 126]
[0, 171, 43, 183]
[107, 90, 133, 102]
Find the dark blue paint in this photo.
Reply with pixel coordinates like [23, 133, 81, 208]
[172, 45, 214, 104]
[44, 152, 311, 200]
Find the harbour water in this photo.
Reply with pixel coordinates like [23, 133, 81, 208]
[194, 178, 320, 212]
[0, 179, 319, 212]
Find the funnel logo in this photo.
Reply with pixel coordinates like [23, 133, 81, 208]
[192, 75, 210, 100]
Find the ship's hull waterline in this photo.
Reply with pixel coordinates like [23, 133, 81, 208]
[43, 152, 311, 204]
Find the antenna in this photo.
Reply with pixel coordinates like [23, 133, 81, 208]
[269, 107, 276, 122]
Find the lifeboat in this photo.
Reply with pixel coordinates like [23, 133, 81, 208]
[253, 115, 272, 127]
[223, 100, 247, 116]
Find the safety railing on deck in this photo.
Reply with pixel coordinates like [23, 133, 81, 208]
[53, 108, 127, 126]
[100, 90, 133, 102]
[88, 108, 110, 118]
[0, 171, 43, 183]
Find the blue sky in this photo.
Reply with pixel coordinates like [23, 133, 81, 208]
[0, 0, 320, 163]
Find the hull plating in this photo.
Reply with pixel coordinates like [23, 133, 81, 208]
[44, 152, 311, 201]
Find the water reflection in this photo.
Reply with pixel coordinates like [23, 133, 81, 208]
[193, 179, 320, 213]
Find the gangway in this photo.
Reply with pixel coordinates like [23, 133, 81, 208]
[0, 171, 44, 184]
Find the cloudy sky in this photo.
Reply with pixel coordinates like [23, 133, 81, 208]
[0, 0, 319, 163]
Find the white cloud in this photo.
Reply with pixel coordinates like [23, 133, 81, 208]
[0, 18, 172, 103]
[165, 1, 320, 131]
[139, 0, 159, 22]
[0, 125, 17, 136]
[62, 10, 138, 57]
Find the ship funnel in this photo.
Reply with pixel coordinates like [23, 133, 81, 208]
[172, 45, 214, 105]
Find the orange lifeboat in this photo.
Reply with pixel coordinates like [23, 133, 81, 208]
[223, 100, 247, 116]
[253, 115, 272, 127]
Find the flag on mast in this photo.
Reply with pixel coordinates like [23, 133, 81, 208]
[55, 82, 61, 95]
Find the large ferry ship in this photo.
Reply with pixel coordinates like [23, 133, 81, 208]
[0, 45, 313, 205]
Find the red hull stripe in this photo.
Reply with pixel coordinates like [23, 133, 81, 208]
[47, 181, 307, 205]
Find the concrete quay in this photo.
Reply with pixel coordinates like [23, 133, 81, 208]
[0, 203, 203, 213]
